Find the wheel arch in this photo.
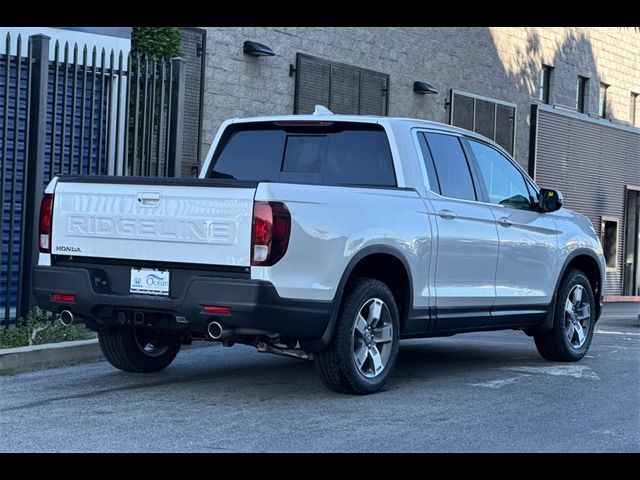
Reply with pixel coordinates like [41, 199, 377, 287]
[300, 245, 413, 352]
[526, 248, 604, 336]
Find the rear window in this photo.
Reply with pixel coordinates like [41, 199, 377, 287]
[207, 122, 396, 187]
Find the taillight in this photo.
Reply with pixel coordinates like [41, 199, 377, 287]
[39, 194, 54, 253]
[251, 201, 291, 266]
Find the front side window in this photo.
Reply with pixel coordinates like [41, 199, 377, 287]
[425, 133, 476, 201]
[467, 139, 532, 210]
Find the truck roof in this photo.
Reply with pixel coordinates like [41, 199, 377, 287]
[227, 112, 489, 142]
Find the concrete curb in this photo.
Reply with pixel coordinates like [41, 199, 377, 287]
[0, 338, 217, 376]
[604, 295, 640, 302]
[0, 339, 103, 375]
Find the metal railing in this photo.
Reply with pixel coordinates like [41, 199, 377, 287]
[0, 33, 186, 326]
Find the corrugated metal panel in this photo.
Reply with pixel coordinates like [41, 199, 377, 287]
[626, 130, 640, 183]
[450, 91, 515, 155]
[295, 55, 330, 115]
[359, 71, 388, 116]
[534, 106, 640, 295]
[294, 53, 388, 116]
[329, 63, 359, 114]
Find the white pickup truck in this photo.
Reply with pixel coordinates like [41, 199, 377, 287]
[34, 107, 605, 394]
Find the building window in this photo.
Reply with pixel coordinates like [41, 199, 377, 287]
[599, 82, 609, 118]
[293, 53, 389, 116]
[631, 92, 639, 126]
[601, 216, 619, 270]
[576, 76, 589, 113]
[449, 90, 516, 155]
[539, 65, 553, 104]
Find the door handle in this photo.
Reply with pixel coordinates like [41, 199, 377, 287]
[437, 209, 457, 220]
[498, 217, 514, 227]
[137, 192, 161, 207]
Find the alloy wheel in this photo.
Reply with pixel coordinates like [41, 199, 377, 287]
[352, 298, 394, 378]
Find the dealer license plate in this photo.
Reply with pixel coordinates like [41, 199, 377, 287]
[130, 268, 170, 296]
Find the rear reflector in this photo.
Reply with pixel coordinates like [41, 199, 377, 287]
[52, 293, 76, 303]
[203, 306, 231, 315]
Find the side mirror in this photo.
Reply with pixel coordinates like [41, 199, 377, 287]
[538, 188, 563, 213]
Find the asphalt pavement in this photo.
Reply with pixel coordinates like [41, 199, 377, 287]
[1, 304, 638, 452]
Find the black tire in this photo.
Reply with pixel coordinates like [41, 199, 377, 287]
[99, 326, 180, 373]
[315, 277, 400, 395]
[534, 269, 595, 362]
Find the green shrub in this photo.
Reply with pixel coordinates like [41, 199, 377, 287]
[131, 27, 181, 58]
[0, 308, 96, 349]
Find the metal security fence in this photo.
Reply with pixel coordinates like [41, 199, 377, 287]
[0, 35, 29, 323]
[0, 33, 186, 326]
[126, 54, 185, 178]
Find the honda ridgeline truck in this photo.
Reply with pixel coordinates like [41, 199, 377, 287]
[33, 106, 605, 394]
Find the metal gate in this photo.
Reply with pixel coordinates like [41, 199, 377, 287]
[0, 33, 187, 326]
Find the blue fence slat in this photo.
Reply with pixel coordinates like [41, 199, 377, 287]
[0, 57, 28, 317]
[44, 64, 109, 182]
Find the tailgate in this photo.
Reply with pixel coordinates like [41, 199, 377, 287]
[51, 178, 256, 267]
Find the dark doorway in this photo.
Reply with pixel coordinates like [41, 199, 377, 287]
[623, 188, 640, 296]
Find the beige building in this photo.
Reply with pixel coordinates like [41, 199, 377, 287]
[199, 27, 640, 296]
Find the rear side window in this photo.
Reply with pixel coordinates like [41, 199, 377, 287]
[416, 132, 441, 194]
[210, 130, 284, 181]
[425, 133, 477, 201]
[207, 122, 396, 187]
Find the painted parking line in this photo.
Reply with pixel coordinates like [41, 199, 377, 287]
[470, 363, 600, 389]
[596, 329, 640, 336]
[470, 374, 531, 389]
[502, 364, 600, 380]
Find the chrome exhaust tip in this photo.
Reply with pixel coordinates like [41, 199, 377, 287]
[59, 310, 74, 327]
[207, 321, 224, 340]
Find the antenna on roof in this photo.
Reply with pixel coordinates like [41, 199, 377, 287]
[313, 105, 334, 116]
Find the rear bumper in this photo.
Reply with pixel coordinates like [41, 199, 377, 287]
[33, 265, 332, 340]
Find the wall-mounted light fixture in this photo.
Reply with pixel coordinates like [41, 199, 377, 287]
[413, 81, 438, 95]
[243, 40, 275, 57]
